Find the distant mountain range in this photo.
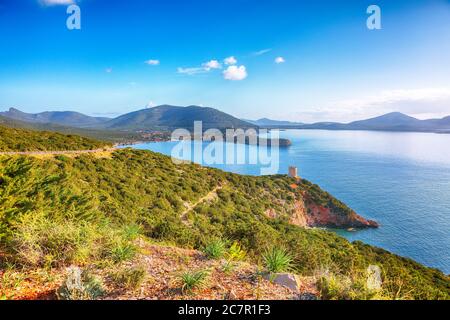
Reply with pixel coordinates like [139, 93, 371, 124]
[247, 112, 450, 133]
[1, 105, 255, 131]
[2, 106, 450, 134]
[1, 108, 111, 128]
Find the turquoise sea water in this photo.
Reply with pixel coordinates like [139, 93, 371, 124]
[127, 130, 450, 274]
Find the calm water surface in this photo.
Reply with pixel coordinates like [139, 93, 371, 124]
[127, 130, 450, 273]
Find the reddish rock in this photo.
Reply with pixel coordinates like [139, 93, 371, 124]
[305, 202, 379, 229]
[264, 185, 379, 230]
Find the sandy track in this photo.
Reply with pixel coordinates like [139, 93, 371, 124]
[180, 185, 224, 223]
[0, 147, 117, 156]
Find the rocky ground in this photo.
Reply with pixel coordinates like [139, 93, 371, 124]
[1, 241, 319, 300]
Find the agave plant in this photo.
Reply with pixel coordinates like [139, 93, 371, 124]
[262, 247, 293, 274]
[178, 269, 209, 294]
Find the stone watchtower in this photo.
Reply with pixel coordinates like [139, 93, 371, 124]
[288, 166, 299, 179]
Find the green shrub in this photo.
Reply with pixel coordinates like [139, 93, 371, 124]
[226, 242, 246, 262]
[222, 242, 246, 273]
[122, 224, 142, 241]
[203, 239, 226, 260]
[317, 272, 387, 300]
[9, 212, 136, 267]
[263, 247, 293, 274]
[108, 242, 136, 264]
[178, 269, 209, 294]
[111, 266, 146, 290]
[10, 214, 101, 267]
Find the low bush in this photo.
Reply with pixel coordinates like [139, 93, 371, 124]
[203, 239, 226, 260]
[111, 265, 146, 290]
[9, 213, 136, 267]
[108, 242, 137, 264]
[222, 242, 247, 273]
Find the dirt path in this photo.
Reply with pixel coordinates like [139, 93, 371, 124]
[180, 185, 224, 223]
[0, 147, 117, 156]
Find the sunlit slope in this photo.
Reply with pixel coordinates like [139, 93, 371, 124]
[0, 149, 448, 299]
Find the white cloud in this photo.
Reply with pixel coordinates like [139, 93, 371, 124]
[253, 48, 272, 56]
[275, 56, 285, 64]
[178, 59, 222, 75]
[177, 67, 208, 75]
[145, 59, 160, 66]
[40, 0, 74, 6]
[224, 56, 237, 65]
[336, 88, 450, 110]
[105, 68, 113, 73]
[202, 60, 222, 70]
[223, 65, 248, 81]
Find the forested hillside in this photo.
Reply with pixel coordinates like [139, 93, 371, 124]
[101, 105, 256, 130]
[0, 125, 111, 152]
[0, 149, 448, 299]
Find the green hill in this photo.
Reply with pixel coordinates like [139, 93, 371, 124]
[103, 105, 256, 131]
[0, 125, 111, 152]
[0, 115, 145, 144]
[0, 108, 111, 128]
[0, 148, 448, 299]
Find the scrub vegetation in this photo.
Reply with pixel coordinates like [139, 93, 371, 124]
[0, 130, 448, 300]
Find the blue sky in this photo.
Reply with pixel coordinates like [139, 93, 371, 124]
[0, 0, 449, 122]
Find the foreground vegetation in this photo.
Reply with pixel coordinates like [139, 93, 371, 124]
[0, 125, 111, 152]
[0, 148, 448, 300]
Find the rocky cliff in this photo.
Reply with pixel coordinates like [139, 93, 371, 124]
[266, 179, 379, 229]
[301, 199, 379, 228]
